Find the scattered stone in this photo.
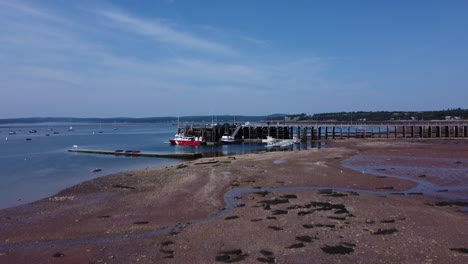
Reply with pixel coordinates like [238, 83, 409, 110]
[268, 226, 283, 231]
[216, 255, 230, 262]
[341, 242, 356, 247]
[286, 243, 305, 249]
[194, 160, 219, 165]
[257, 257, 275, 263]
[133, 221, 149, 225]
[380, 219, 395, 223]
[176, 164, 188, 169]
[266, 216, 277, 220]
[318, 189, 333, 195]
[326, 192, 348, 197]
[372, 228, 398, 235]
[254, 191, 269, 197]
[328, 216, 346, 221]
[272, 210, 288, 215]
[215, 249, 247, 263]
[287, 204, 311, 210]
[251, 219, 263, 222]
[236, 203, 245, 208]
[298, 211, 313, 216]
[280, 194, 298, 199]
[169, 230, 179, 236]
[449, 248, 468, 254]
[436, 189, 449, 192]
[224, 216, 239, 220]
[260, 198, 290, 206]
[408, 192, 423, 195]
[113, 184, 136, 190]
[97, 215, 111, 218]
[296, 235, 314, 243]
[418, 174, 427, 178]
[310, 202, 350, 214]
[220, 249, 243, 255]
[376, 186, 394, 190]
[391, 193, 406, 195]
[315, 223, 336, 228]
[161, 241, 174, 246]
[53, 253, 65, 258]
[321, 245, 354, 255]
[434, 201, 468, 207]
[160, 249, 174, 254]
[259, 250, 273, 256]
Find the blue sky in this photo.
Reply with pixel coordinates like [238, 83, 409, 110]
[1, 0, 467, 118]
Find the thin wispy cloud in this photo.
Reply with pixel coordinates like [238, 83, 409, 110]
[96, 9, 236, 56]
[0, 0, 50, 19]
[0, 0, 350, 117]
[23, 66, 82, 85]
[241, 36, 267, 46]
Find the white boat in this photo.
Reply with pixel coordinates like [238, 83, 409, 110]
[220, 135, 236, 144]
[266, 139, 294, 148]
[262, 136, 275, 143]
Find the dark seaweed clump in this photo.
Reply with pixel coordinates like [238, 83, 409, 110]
[321, 245, 354, 254]
[215, 249, 248, 263]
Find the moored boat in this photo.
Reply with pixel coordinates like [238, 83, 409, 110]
[220, 134, 236, 144]
[261, 136, 275, 143]
[266, 139, 294, 148]
[169, 133, 205, 146]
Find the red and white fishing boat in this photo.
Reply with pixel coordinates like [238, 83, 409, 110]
[169, 133, 205, 146]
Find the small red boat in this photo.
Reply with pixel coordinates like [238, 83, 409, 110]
[169, 133, 205, 146]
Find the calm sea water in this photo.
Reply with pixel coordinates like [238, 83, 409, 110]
[0, 123, 298, 209]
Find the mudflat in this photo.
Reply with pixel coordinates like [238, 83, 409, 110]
[0, 139, 467, 263]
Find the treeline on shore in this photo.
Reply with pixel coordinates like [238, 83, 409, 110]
[3, 109, 467, 124]
[287, 108, 468, 122]
[0, 114, 287, 124]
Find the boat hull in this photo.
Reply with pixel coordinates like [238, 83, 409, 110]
[169, 139, 205, 146]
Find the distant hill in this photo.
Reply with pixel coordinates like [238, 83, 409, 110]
[286, 109, 467, 122]
[0, 114, 289, 124]
[3, 109, 466, 124]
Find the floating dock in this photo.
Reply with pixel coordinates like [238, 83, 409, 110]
[68, 149, 202, 159]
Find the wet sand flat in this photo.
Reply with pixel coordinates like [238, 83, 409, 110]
[0, 139, 467, 263]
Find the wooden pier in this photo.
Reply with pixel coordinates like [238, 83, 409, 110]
[68, 149, 203, 159]
[176, 121, 468, 144]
